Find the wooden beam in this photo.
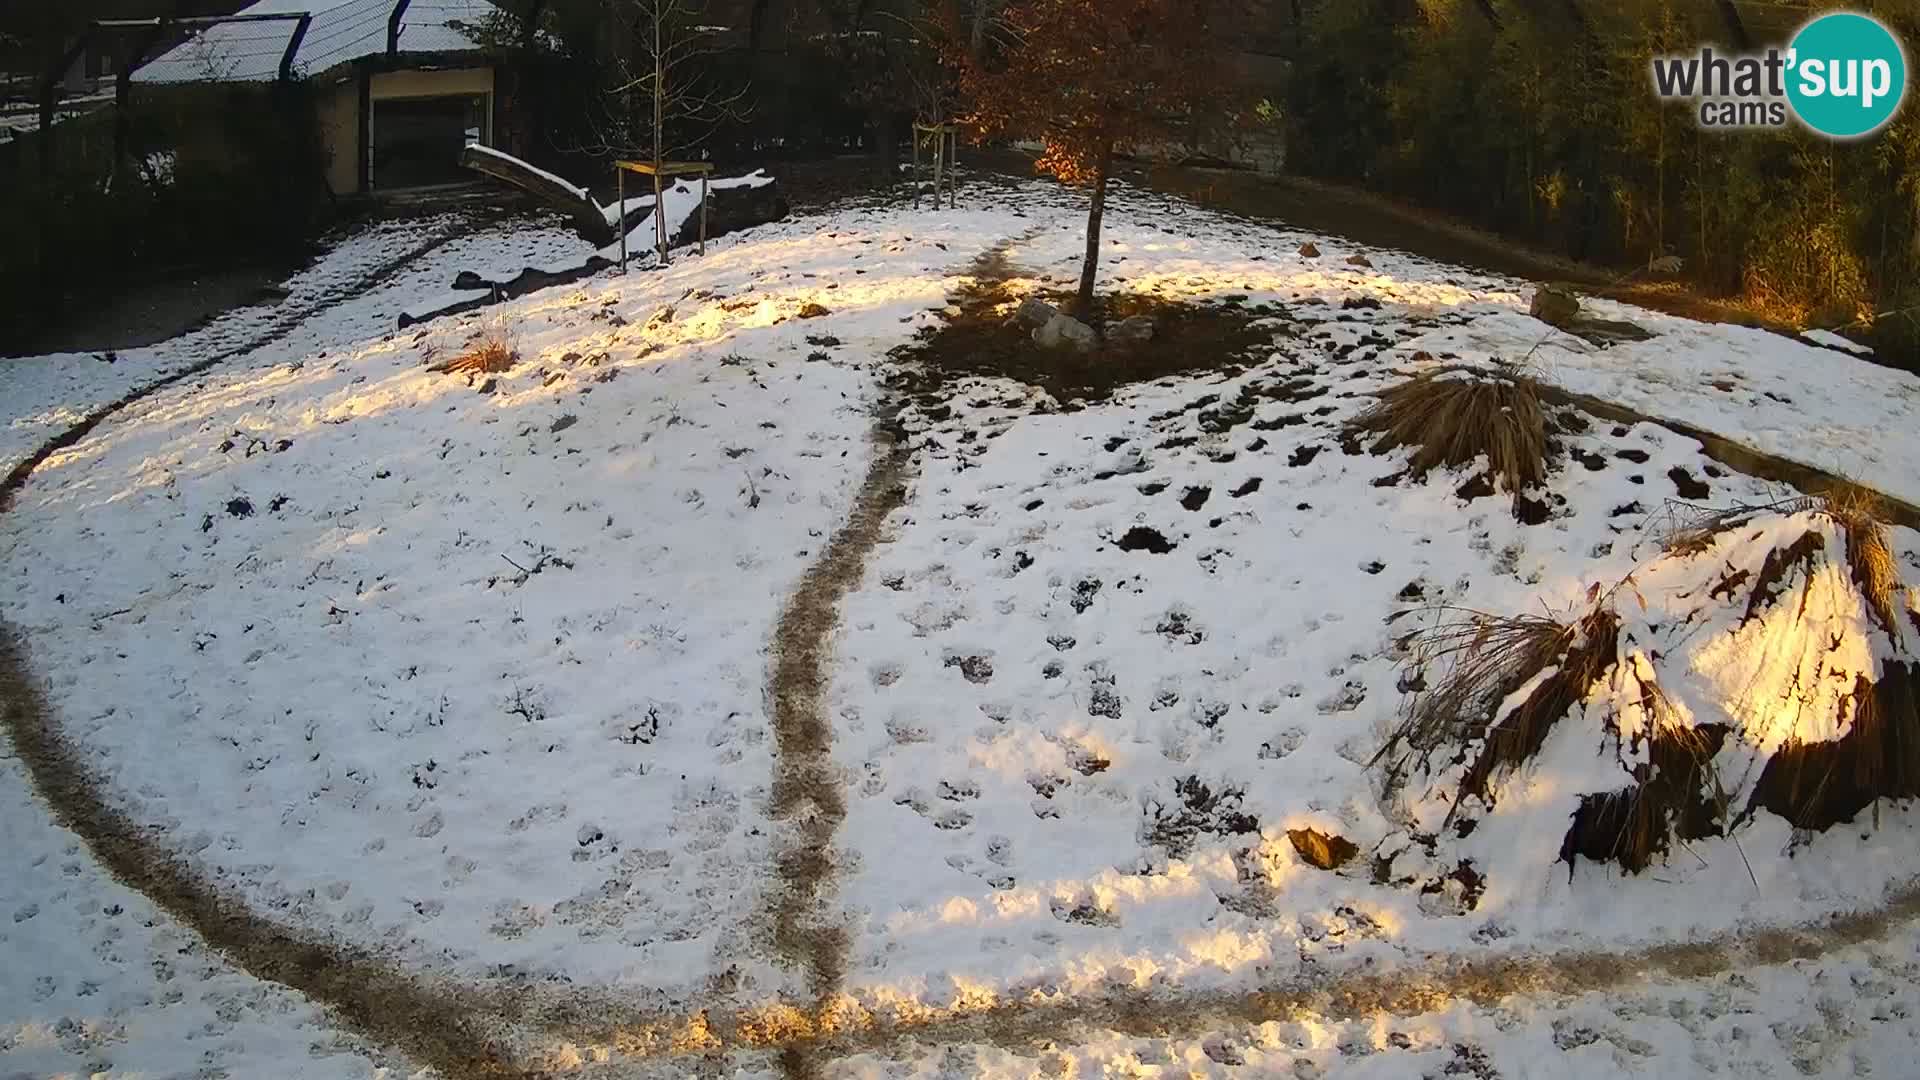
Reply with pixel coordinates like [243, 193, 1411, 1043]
[94, 13, 311, 29]
[114, 20, 172, 170]
[466, 145, 613, 243]
[280, 14, 312, 81]
[357, 63, 372, 192]
[388, 0, 413, 56]
[615, 160, 715, 177]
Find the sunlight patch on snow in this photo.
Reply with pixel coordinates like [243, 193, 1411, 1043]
[1121, 265, 1507, 310]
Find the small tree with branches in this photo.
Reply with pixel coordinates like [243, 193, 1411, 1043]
[582, 0, 747, 258]
[951, 0, 1248, 317]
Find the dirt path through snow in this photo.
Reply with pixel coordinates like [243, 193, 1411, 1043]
[5, 218, 1920, 1078]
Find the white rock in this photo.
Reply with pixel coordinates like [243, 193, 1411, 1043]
[1034, 313, 1096, 352]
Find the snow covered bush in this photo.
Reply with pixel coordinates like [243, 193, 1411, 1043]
[1382, 490, 1920, 875]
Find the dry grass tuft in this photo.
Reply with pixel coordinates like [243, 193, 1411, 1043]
[1821, 482, 1903, 641]
[1378, 606, 1619, 812]
[1560, 680, 1731, 874]
[1350, 372, 1550, 495]
[432, 328, 518, 376]
[1753, 664, 1920, 830]
[1661, 485, 1904, 641]
[1658, 499, 1791, 557]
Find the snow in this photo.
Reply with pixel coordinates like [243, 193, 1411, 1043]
[602, 170, 779, 263]
[134, 0, 496, 84]
[1400, 305, 1920, 506]
[0, 94, 111, 140]
[3, 173, 1920, 1076]
[1804, 326, 1875, 355]
[0, 197, 1020, 997]
[602, 168, 775, 226]
[813, 204, 1920, 1018]
[0, 209, 596, 479]
[467, 143, 593, 203]
[0, 755, 396, 1078]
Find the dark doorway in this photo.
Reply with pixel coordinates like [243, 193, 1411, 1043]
[371, 94, 487, 189]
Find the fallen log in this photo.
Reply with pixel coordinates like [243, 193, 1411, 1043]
[460, 144, 612, 246]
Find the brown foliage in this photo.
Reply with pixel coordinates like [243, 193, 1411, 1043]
[943, 0, 1250, 311]
[1288, 827, 1359, 871]
[1376, 607, 1619, 803]
[1661, 484, 1903, 642]
[433, 330, 518, 376]
[1823, 482, 1903, 642]
[950, 0, 1248, 183]
[1561, 720, 1731, 875]
[1752, 664, 1920, 831]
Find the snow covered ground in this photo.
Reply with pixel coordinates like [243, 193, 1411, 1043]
[0, 209, 593, 478]
[3, 174, 1920, 1078]
[828, 206, 1920, 1002]
[0, 753, 401, 1078]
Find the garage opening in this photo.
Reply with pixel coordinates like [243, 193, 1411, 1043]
[371, 93, 490, 190]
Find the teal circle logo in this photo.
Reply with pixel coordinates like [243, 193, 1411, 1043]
[1787, 13, 1907, 138]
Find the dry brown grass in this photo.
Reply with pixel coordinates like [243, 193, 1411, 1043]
[1377, 606, 1619, 812]
[1382, 603, 1746, 872]
[1560, 679, 1732, 874]
[1350, 372, 1551, 495]
[1660, 485, 1904, 641]
[432, 328, 518, 375]
[1820, 482, 1903, 641]
[1753, 664, 1920, 830]
[1646, 487, 1918, 838]
[1657, 499, 1792, 557]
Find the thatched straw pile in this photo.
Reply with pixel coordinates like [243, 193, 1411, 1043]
[1349, 371, 1552, 496]
[1382, 492, 1919, 875]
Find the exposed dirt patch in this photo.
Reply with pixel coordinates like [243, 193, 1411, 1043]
[1668, 466, 1712, 500]
[890, 247, 1279, 406]
[1115, 526, 1177, 554]
[762, 420, 909, 1080]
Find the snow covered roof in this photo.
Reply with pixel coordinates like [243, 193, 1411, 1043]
[133, 0, 497, 85]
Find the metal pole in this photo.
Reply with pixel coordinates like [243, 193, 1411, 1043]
[653, 170, 665, 264]
[617, 167, 626, 271]
[931, 129, 942, 214]
[699, 173, 708, 255]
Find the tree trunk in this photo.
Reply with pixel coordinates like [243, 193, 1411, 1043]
[1076, 142, 1113, 319]
[653, 1, 666, 262]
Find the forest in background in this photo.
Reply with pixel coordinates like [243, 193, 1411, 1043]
[1283, 0, 1920, 352]
[5, 0, 1919, 361]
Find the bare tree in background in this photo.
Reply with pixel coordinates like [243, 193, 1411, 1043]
[949, 0, 1249, 316]
[584, 0, 748, 259]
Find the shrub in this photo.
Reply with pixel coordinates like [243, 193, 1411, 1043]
[1348, 370, 1552, 494]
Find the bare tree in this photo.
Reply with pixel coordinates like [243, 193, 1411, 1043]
[585, 0, 748, 259]
[950, 0, 1249, 315]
